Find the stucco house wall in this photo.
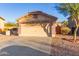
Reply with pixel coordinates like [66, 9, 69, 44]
[0, 17, 5, 31]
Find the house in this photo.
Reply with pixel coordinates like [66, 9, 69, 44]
[9, 27, 18, 35]
[6, 27, 18, 36]
[17, 11, 57, 37]
[0, 17, 5, 32]
[68, 17, 79, 35]
[5, 23, 18, 35]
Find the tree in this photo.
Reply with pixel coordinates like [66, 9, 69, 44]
[56, 3, 79, 42]
[4, 22, 17, 30]
[62, 20, 68, 26]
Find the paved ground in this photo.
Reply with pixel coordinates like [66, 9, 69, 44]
[0, 45, 49, 56]
[0, 35, 52, 56]
[0, 35, 79, 56]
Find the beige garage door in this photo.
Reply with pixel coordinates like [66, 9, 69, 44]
[18, 25, 48, 37]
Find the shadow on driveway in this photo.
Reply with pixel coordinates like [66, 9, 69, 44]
[0, 45, 49, 56]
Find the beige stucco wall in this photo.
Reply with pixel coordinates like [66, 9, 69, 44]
[52, 23, 56, 37]
[18, 24, 56, 37]
[0, 19, 5, 30]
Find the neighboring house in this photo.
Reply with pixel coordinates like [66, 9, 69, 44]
[17, 11, 57, 37]
[6, 27, 18, 36]
[5, 23, 18, 35]
[9, 28, 18, 35]
[68, 17, 79, 35]
[0, 17, 5, 32]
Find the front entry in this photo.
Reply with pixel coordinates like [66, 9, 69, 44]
[56, 25, 61, 34]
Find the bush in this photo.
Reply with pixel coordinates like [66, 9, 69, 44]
[61, 27, 71, 35]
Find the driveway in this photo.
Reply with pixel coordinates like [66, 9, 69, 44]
[0, 35, 51, 56]
[0, 45, 49, 56]
[1, 35, 79, 56]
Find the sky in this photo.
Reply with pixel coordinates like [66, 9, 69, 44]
[0, 3, 68, 23]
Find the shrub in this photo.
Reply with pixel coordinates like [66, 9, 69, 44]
[61, 27, 71, 35]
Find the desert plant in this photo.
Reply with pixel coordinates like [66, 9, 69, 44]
[61, 27, 71, 35]
[62, 20, 68, 26]
[56, 3, 79, 42]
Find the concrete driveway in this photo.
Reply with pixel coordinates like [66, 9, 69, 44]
[0, 35, 51, 56]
